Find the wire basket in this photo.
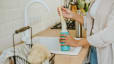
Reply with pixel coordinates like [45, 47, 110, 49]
[10, 26, 32, 64]
[9, 56, 30, 64]
[9, 26, 55, 64]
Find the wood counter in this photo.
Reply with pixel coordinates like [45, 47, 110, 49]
[33, 29, 89, 64]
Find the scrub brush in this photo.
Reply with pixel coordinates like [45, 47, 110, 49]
[59, 0, 70, 51]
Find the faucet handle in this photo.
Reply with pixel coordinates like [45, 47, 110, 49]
[15, 26, 31, 34]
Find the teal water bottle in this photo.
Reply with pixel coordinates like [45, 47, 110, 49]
[60, 32, 70, 51]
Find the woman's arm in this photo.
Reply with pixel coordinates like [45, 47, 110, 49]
[60, 35, 90, 47]
[72, 13, 84, 24]
[68, 4, 114, 48]
[58, 7, 84, 24]
[60, 4, 114, 48]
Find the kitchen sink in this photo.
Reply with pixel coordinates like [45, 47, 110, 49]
[32, 37, 82, 55]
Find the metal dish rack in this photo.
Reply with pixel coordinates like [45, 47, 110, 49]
[9, 26, 55, 64]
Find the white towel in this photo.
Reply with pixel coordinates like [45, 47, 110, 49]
[0, 48, 14, 64]
[0, 44, 30, 64]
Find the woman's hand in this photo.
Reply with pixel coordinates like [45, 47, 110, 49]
[60, 34, 80, 47]
[60, 34, 90, 47]
[57, 7, 84, 24]
[57, 7, 74, 19]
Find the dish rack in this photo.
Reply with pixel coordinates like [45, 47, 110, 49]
[9, 26, 55, 64]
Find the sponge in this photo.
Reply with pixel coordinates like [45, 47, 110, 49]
[28, 43, 51, 64]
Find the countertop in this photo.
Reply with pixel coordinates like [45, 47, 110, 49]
[34, 29, 89, 64]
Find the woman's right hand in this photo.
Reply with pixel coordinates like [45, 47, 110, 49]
[57, 7, 74, 19]
[57, 7, 84, 24]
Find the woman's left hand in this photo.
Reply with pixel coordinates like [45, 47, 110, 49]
[60, 34, 80, 47]
[60, 34, 90, 47]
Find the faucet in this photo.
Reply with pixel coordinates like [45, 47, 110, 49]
[22, 0, 50, 44]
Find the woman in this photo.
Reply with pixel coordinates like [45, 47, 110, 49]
[58, 0, 114, 64]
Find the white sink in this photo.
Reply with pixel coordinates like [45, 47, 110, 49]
[32, 37, 82, 55]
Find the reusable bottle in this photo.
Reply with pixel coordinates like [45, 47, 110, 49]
[60, 30, 70, 51]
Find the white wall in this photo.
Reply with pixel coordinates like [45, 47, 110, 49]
[0, 0, 62, 51]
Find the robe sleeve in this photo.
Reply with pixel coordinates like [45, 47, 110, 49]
[87, 4, 114, 48]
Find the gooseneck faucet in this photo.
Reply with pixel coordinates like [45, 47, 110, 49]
[23, 0, 49, 44]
